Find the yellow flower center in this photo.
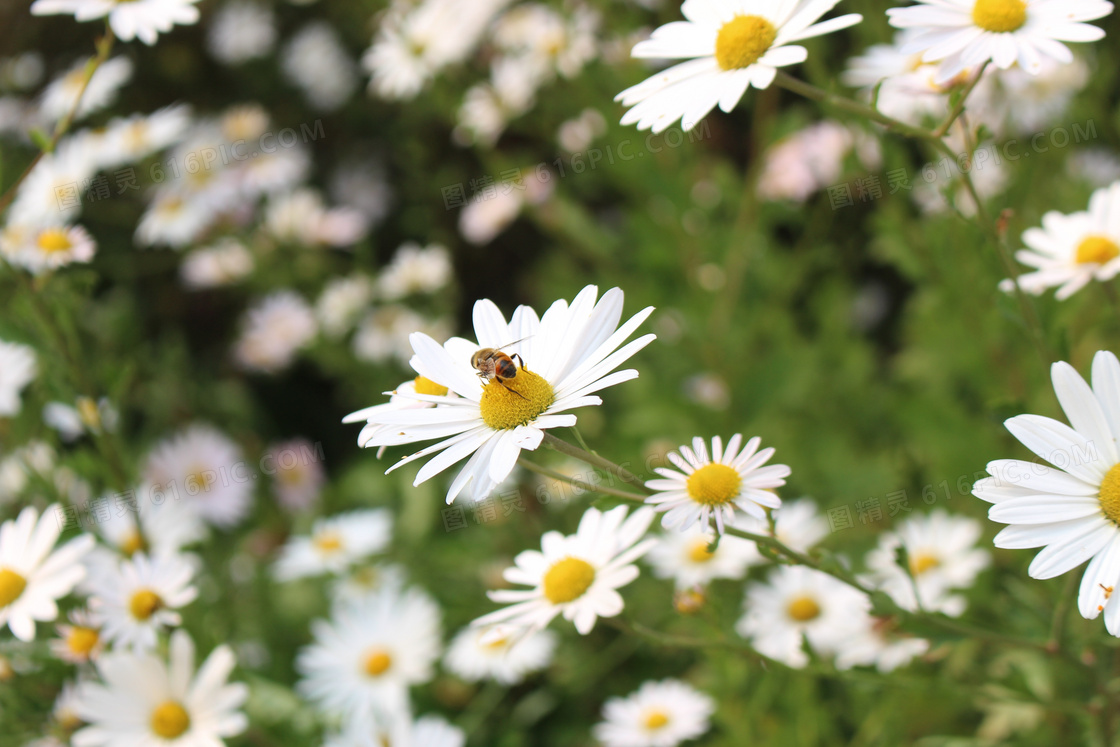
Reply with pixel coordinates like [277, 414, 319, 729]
[77, 397, 101, 429]
[685, 463, 742, 506]
[67, 626, 101, 657]
[120, 529, 147, 557]
[36, 228, 73, 254]
[787, 595, 822, 622]
[909, 552, 941, 576]
[1099, 463, 1120, 525]
[1075, 235, 1120, 266]
[971, 0, 1028, 33]
[478, 368, 555, 430]
[364, 648, 393, 677]
[313, 530, 344, 554]
[414, 376, 449, 397]
[715, 15, 778, 71]
[644, 710, 671, 730]
[687, 538, 716, 563]
[484, 636, 511, 651]
[0, 568, 28, 608]
[542, 557, 596, 604]
[150, 701, 191, 739]
[129, 589, 163, 620]
[185, 465, 214, 492]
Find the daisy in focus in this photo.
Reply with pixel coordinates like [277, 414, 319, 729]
[444, 624, 557, 685]
[593, 679, 715, 747]
[999, 180, 1120, 299]
[0, 504, 93, 641]
[886, 0, 1114, 82]
[645, 434, 790, 535]
[973, 350, 1120, 636]
[345, 285, 655, 504]
[31, 0, 204, 46]
[272, 509, 392, 580]
[614, 0, 863, 133]
[71, 629, 248, 747]
[472, 506, 657, 635]
[88, 551, 198, 651]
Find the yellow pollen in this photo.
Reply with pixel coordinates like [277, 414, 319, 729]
[67, 626, 100, 657]
[787, 595, 821, 622]
[715, 15, 778, 71]
[971, 0, 1028, 33]
[36, 228, 73, 254]
[688, 539, 716, 563]
[1099, 464, 1120, 525]
[1075, 235, 1120, 266]
[129, 589, 163, 620]
[644, 710, 671, 730]
[150, 701, 191, 739]
[414, 376, 449, 397]
[542, 557, 596, 604]
[478, 368, 555, 430]
[364, 649, 392, 677]
[313, 530, 344, 554]
[0, 568, 28, 608]
[685, 463, 742, 506]
[120, 530, 147, 557]
[910, 553, 941, 576]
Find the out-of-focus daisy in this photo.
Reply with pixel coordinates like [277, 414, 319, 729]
[316, 276, 374, 338]
[5, 224, 96, 275]
[973, 350, 1120, 636]
[31, 0, 204, 46]
[378, 243, 453, 300]
[297, 586, 441, 724]
[736, 565, 870, 668]
[82, 495, 205, 587]
[207, 0, 277, 65]
[864, 510, 990, 616]
[558, 108, 608, 153]
[43, 396, 118, 442]
[346, 286, 655, 504]
[179, 239, 255, 289]
[834, 617, 930, 672]
[265, 189, 368, 248]
[734, 497, 830, 562]
[887, 0, 1114, 82]
[0, 441, 55, 503]
[645, 434, 790, 535]
[493, 3, 600, 79]
[7, 134, 96, 226]
[757, 120, 880, 203]
[0, 340, 37, 417]
[352, 307, 449, 366]
[593, 679, 715, 747]
[454, 58, 540, 147]
[325, 714, 465, 747]
[615, 0, 863, 133]
[95, 104, 192, 170]
[473, 506, 657, 635]
[645, 524, 757, 589]
[72, 629, 248, 746]
[265, 438, 326, 512]
[52, 679, 85, 733]
[444, 624, 556, 685]
[330, 563, 406, 606]
[841, 30, 956, 125]
[50, 608, 105, 664]
[88, 551, 198, 651]
[37, 56, 133, 123]
[273, 509, 391, 580]
[0, 504, 93, 641]
[233, 291, 318, 374]
[980, 55, 1090, 134]
[999, 180, 1120, 299]
[458, 167, 553, 245]
[142, 424, 254, 529]
[282, 22, 358, 111]
[134, 192, 215, 248]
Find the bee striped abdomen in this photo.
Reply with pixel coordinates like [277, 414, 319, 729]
[496, 358, 519, 379]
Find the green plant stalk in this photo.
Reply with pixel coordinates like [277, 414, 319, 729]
[540, 432, 651, 492]
[517, 456, 648, 504]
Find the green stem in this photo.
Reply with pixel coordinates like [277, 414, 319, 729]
[540, 432, 651, 493]
[772, 72, 934, 141]
[517, 456, 647, 504]
[459, 681, 506, 741]
[931, 61, 990, 138]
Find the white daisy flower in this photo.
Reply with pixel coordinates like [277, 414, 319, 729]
[142, 424, 254, 529]
[886, 0, 1114, 83]
[346, 285, 655, 504]
[324, 713, 465, 747]
[842, 30, 959, 125]
[7, 134, 97, 226]
[644, 524, 757, 589]
[95, 104, 192, 171]
[134, 192, 215, 248]
[233, 291, 318, 374]
[378, 242, 453, 300]
[0, 441, 55, 503]
[736, 565, 870, 668]
[615, 0, 863, 133]
[833, 617, 930, 673]
[282, 22, 359, 111]
[757, 120, 880, 203]
[352, 307, 449, 366]
[972, 350, 1120, 636]
[645, 434, 790, 535]
[52, 678, 85, 732]
[43, 396, 117, 442]
[5, 224, 97, 275]
[864, 510, 990, 616]
[444, 624, 556, 685]
[999, 180, 1120, 300]
[273, 509, 391, 581]
[330, 563, 407, 606]
[316, 276, 375, 338]
[37, 55, 132, 124]
[593, 679, 715, 747]
[31, 0, 204, 46]
[264, 189, 367, 247]
[343, 377, 457, 458]
[0, 340, 37, 417]
[734, 497, 830, 562]
[265, 438, 326, 512]
[180, 239, 255, 290]
[71, 629, 248, 747]
[0, 504, 93, 641]
[297, 585, 441, 724]
[88, 551, 198, 651]
[473, 506, 658, 635]
[50, 607, 105, 664]
[206, 0, 277, 65]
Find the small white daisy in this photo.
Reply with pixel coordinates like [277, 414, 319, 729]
[972, 350, 1120, 636]
[265, 438, 326, 512]
[864, 510, 990, 616]
[734, 497, 830, 562]
[233, 291, 318, 373]
[7, 134, 97, 226]
[71, 629, 248, 747]
[352, 306, 448, 366]
[615, 0, 863, 133]
[179, 239, 255, 290]
[644, 524, 758, 589]
[0, 340, 37, 417]
[833, 617, 930, 673]
[0, 503, 93, 641]
[444, 624, 557, 685]
[316, 275, 375, 338]
[999, 180, 1120, 300]
[50, 607, 105, 664]
[736, 565, 870, 668]
[133, 192, 215, 248]
[325, 713, 466, 747]
[378, 242, 453, 300]
[37, 56, 133, 123]
[473, 506, 658, 635]
[330, 563, 407, 606]
[297, 585, 441, 725]
[887, 0, 1114, 83]
[95, 104, 192, 171]
[645, 434, 790, 535]
[273, 509, 392, 581]
[88, 551, 198, 651]
[593, 679, 715, 747]
[346, 286, 655, 504]
[31, 0, 204, 46]
[5, 224, 97, 275]
[281, 22, 359, 111]
[206, 0, 277, 65]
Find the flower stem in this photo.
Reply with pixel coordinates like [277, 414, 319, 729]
[931, 62, 990, 138]
[517, 456, 647, 504]
[772, 72, 934, 141]
[540, 432, 651, 493]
